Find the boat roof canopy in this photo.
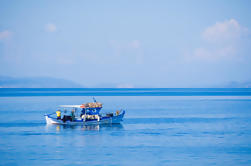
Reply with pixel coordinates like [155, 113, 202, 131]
[59, 101, 103, 109]
[59, 105, 82, 108]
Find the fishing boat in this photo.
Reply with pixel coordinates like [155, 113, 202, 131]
[45, 99, 125, 125]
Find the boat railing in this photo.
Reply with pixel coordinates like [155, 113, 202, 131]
[44, 113, 56, 116]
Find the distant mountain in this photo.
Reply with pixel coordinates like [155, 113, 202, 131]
[92, 82, 118, 88]
[0, 76, 84, 88]
[224, 81, 251, 88]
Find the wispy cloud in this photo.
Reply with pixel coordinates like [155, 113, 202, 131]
[0, 30, 12, 40]
[56, 57, 75, 65]
[110, 40, 141, 51]
[109, 39, 143, 64]
[193, 46, 236, 60]
[130, 40, 140, 49]
[45, 23, 57, 32]
[116, 83, 134, 88]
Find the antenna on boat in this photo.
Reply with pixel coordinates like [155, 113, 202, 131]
[93, 97, 97, 103]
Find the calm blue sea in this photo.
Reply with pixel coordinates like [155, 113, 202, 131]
[0, 88, 251, 166]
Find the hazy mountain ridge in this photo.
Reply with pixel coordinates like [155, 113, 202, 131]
[0, 76, 84, 88]
[224, 81, 251, 88]
[1, 76, 251, 88]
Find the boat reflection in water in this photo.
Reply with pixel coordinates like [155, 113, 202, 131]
[47, 123, 124, 132]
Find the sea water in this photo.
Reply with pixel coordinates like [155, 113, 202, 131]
[0, 89, 251, 166]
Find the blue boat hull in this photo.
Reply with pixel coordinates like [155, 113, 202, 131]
[45, 111, 125, 125]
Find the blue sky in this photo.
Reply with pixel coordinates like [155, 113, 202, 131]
[0, 0, 251, 87]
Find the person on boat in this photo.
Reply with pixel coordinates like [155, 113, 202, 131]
[71, 109, 75, 121]
[56, 110, 61, 120]
[80, 108, 86, 117]
[116, 110, 120, 116]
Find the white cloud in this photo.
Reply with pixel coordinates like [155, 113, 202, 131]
[189, 19, 248, 61]
[202, 19, 247, 43]
[0, 30, 11, 40]
[45, 23, 57, 32]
